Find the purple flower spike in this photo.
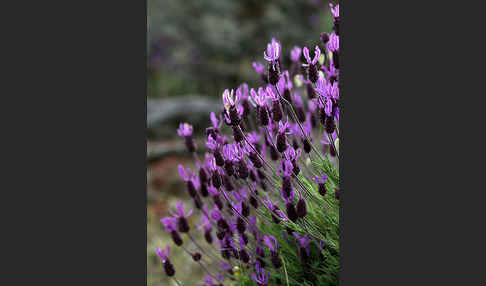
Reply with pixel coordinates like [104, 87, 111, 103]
[177, 122, 193, 137]
[290, 46, 302, 62]
[250, 262, 270, 286]
[302, 46, 321, 67]
[328, 33, 339, 52]
[263, 38, 281, 63]
[264, 235, 278, 252]
[155, 246, 170, 263]
[253, 61, 265, 75]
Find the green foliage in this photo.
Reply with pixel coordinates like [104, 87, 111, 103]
[235, 155, 340, 286]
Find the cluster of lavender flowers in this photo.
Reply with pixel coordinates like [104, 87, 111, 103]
[156, 4, 340, 285]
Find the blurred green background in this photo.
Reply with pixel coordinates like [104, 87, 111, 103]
[147, 1, 332, 285]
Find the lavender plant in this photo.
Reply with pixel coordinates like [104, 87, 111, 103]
[155, 4, 340, 285]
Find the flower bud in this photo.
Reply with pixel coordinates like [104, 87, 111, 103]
[214, 150, 225, 167]
[318, 183, 327, 197]
[211, 171, 222, 188]
[224, 160, 234, 177]
[320, 32, 329, 44]
[286, 202, 298, 222]
[184, 136, 196, 153]
[192, 252, 202, 262]
[303, 139, 311, 153]
[271, 251, 282, 268]
[177, 217, 190, 233]
[268, 64, 280, 85]
[170, 230, 183, 246]
[163, 260, 175, 277]
[200, 183, 209, 197]
[296, 198, 307, 218]
[232, 125, 244, 142]
[276, 133, 287, 153]
[186, 181, 197, 197]
[204, 230, 213, 244]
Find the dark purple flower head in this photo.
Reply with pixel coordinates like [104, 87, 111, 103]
[155, 246, 170, 263]
[312, 170, 329, 184]
[253, 61, 265, 75]
[251, 262, 270, 286]
[177, 122, 193, 137]
[263, 38, 281, 63]
[178, 165, 199, 187]
[302, 46, 321, 66]
[160, 216, 177, 232]
[264, 235, 278, 252]
[327, 33, 339, 52]
[290, 46, 302, 62]
[330, 3, 339, 18]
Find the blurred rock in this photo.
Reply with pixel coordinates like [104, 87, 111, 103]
[147, 95, 220, 139]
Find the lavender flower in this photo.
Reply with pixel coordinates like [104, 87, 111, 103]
[292, 232, 311, 262]
[250, 262, 270, 286]
[172, 202, 193, 233]
[177, 122, 195, 152]
[264, 235, 283, 268]
[264, 38, 281, 85]
[302, 46, 321, 83]
[156, 246, 175, 276]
